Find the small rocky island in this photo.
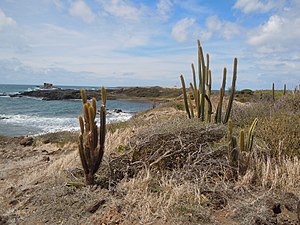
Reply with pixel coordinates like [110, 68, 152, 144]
[9, 86, 182, 101]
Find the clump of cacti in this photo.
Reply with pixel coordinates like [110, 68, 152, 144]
[78, 87, 107, 185]
[227, 118, 258, 180]
[180, 39, 237, 124]
[239, 118, 258, 153]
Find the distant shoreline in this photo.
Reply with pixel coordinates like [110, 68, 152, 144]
[8, 86, 182, 102]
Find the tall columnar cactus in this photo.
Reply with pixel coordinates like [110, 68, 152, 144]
[215, 68, 227, 123]
[272, 82, 275, 101]
[227, 119, 238, 180]
[223, 58, 237, 124]
[78, 87, 107, 185]
[180, 39, 237, 124]
[180, 75, 191, 119]
[283, 84, 286, 95]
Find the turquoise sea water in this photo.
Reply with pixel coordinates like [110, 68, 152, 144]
[0, 84, 152, 136]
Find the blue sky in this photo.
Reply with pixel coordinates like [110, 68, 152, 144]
[0, 0, 299, 89]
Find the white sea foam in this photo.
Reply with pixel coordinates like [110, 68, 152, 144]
[0, 111, 133, 136]
[0, 91, 20, 96]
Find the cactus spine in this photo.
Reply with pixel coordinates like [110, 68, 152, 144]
[180, 39, 237, 124]
[78, 87, 107, 185]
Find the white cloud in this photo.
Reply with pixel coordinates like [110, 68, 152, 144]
[247, 7, 300, 53]
[171, 17, 195, 42]
[69, 0, 96, 23]
[52, 0, 64, 10]
[157, 0, 173, 19]
[99, 0, 143, 21]
[0, 8, 16, 30]
[205, 16, 240, 40]
[233, 0, 283, 14]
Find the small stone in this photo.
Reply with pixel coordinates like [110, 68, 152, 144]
[282, 192, 299, 212]
[20, 137, 34, 146]
[41, 156, 50, 162]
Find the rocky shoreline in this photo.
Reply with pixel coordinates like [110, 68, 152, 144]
[9, 86, 182, 101]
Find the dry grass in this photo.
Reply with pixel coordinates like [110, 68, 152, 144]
[1, 92, 300, 224]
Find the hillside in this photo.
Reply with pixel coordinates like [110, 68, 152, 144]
[0, 91, 300, 224]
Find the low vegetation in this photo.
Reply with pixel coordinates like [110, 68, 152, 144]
[0, 39, 299, 224]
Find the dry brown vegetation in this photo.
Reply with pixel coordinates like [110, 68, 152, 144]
[0, 91, 299, 224]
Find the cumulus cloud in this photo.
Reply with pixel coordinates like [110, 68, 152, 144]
[157, 0, 173, 19]
[205, 16, 240, 40]
[171, 17, 195, 42]
[0, 9, 16, 30]
[247, 6, 300, 53]
[69, 0, 96, 23]
[99, 0, 143, 21]
[233, 0, 284, 14]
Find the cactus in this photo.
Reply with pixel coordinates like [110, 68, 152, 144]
[227, 119, 239, 180]
[223, 58, 237, 124]
[272, 82, 275, 101]
[239, 129, 245, 152]
[180, 75, 191, 119]
[78, 87, 107, 185]
[180, 39, 237, 124]
[238, 118, 258, 153]
[215, 68, 227, 123]
[283, 84, 286, 95]
[198, 41, 206, 122]
[188, 94, 194, 118]
[246, 118, 258, 151]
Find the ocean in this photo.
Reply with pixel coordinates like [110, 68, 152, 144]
[0, 84, 152, 137]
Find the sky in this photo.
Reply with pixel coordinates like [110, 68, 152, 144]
[0, 0, 299, 89]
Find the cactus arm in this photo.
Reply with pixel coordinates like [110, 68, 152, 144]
[180, 75, 191, 119]
[191, 63, 197, 93]
[78, 134, 88, 175]
[188, 94, 194, 118]
[217, 68, 227, 123]
[204, 94, 212, 118]
[80, 89, 87, 104]
[79, 116, 84, 135]
[272, 83, 275, 101]
[199, 43, 206, 121]
[246, 118, 258, 151]
[101, 86, 107, 106]
[191, 64, 200, 118]
[239, 129, 245, 152]
[94, 105, 106, 174]
[227, 119, 238, 180]
[223, 58, 237, 124]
